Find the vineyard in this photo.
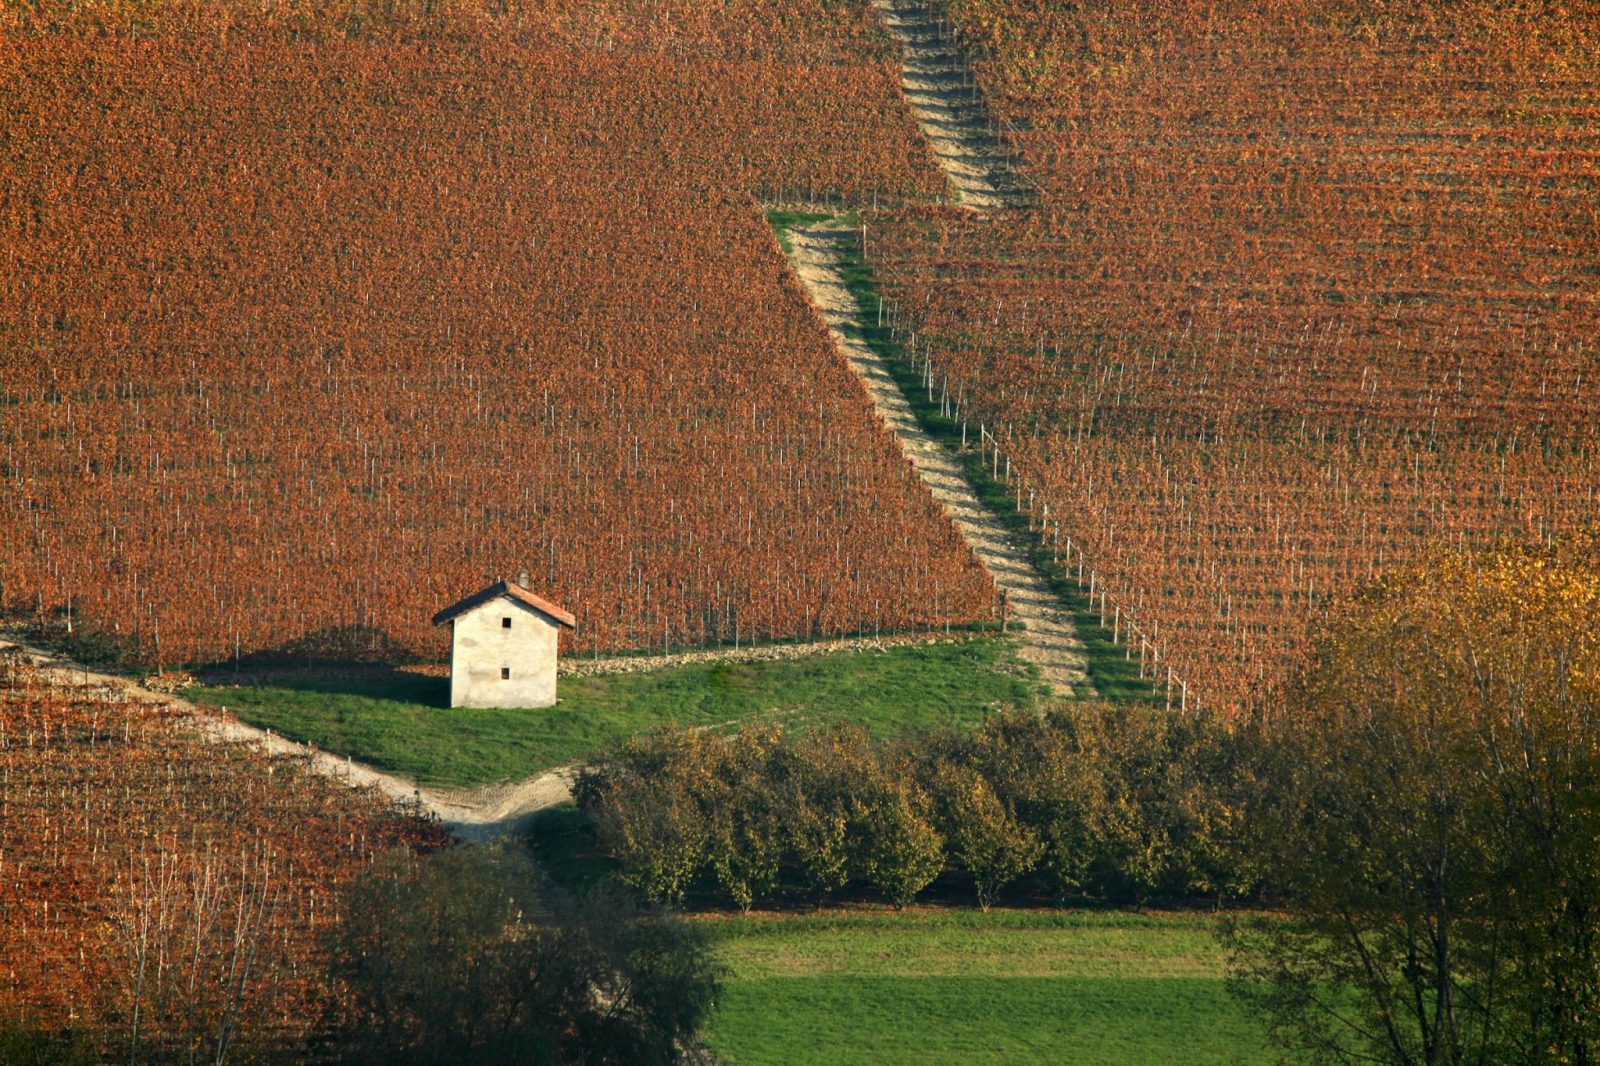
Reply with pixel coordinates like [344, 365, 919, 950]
[0, 649, 447, 1056]
[0, 4, 999, 667]
[861, 0, 1600, 713]
[10, 0, 1600, 1057]
[1, 0, 904, 62]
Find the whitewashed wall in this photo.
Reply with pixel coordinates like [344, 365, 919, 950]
[448, 599, 561, 708]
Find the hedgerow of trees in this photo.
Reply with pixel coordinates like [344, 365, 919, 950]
[577, 535, 1600, 1065]
[575, 705, 1250, 911]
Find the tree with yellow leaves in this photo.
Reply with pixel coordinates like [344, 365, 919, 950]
[1227, 534, 1600, 1066]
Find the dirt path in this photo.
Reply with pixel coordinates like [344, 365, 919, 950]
[3, 628, 1000, 840]
[872, 0, 1029, 211]
[779, 221, 1091, 696]
[0, 635, 572, 840]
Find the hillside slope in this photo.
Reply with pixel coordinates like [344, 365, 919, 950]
[0, 5, 989, 665]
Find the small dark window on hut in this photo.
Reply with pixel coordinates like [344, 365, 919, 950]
[501, 667, 511, 680]
[502, 617, 512, 629]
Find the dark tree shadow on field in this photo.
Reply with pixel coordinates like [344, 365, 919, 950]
[232, 623, 427, 666]
[194, 625, 449, 709]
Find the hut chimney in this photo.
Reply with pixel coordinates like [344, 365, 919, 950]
[516, 569, 530, 589]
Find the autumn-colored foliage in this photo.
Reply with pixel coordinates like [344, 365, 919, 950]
[0, 651, 448, 1057]
[1229, 535, 1600, 1064]
[1, 0, 903, 63]
[865, 0, 1600, 713]
[576, 707, 1242, 911]
[0, 8, 991, 666]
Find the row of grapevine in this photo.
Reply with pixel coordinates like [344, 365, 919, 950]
[0, 20, 990, 666]
[859, 0, 1600, 714]
[0, 650, 449, 1054]
[1, 0, 902, 63]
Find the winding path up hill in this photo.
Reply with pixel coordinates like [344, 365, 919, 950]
[872, 0, 1033, 211]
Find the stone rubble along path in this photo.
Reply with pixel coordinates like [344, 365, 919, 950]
[778, 221, 1092, 697]
[559, 629, 981, 677]
[872, 0, 1030, 211]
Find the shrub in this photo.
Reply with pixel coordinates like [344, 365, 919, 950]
[706, 729, 784, 912]
[856, 761, 945, 909]
[773, 730, 858, 903]
[577, 731, 725, 906]
[329, 843, 722, 1065]
[924, 758, 1040, 910]
[0, 1023, 96, 1066]
[956, 709, 1106, 900]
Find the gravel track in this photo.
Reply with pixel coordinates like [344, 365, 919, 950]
[872, 0, 1031, 211]
[776, 223, 1092, 696]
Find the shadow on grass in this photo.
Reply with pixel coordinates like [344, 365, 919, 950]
[181, 624, 445, 705]
[525, 803, 621, 896]
[191, 662, 450, 709]
[707, 973, 1270, 1066]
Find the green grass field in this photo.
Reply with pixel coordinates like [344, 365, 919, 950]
[702, 908, 1272, 1065]
[181, 638, 1043, 788]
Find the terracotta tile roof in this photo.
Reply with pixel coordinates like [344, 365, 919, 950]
[431, 580, 577, 628]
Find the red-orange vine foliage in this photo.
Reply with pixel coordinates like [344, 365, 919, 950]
[0, 650, 449, 1055]
[866, 0, 1600, 714]
[0, 6, 991, 665]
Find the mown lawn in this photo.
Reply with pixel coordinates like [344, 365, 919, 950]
[181, 638, 1042, 788]
[702, 908, 1272, 1066]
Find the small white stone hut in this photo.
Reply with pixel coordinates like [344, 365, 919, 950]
[431, 576, 575, 709]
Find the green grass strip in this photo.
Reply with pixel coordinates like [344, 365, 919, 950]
[703, 908, 1271, 1064]
[767, 210, 1157, 702]
[182, 637, 1043, 788]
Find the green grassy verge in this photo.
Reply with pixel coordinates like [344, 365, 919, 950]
[766, 207, 840, 253]
[702, 908, 1271, 1065]
[766, 209, 1159, 704]
[181, 637, 1043, 788]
